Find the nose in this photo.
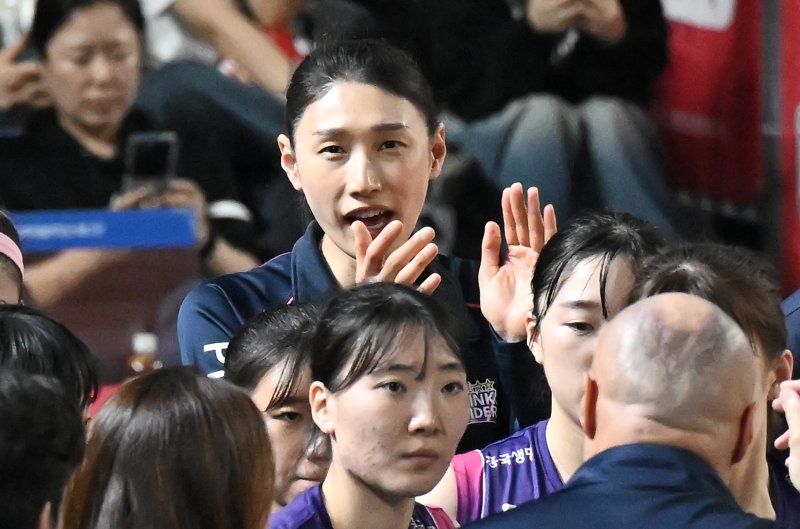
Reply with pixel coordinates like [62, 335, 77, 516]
[89, 54, 113, 83]
[408, 391, 441, 435]
[346, 149, 381, 195]
[304, 427, 331, 463]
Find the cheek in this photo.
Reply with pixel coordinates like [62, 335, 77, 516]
[267, 424, 304, 481]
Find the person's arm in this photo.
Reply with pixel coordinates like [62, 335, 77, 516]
[0, 37, 50, 110]
[171, 0, 293, 98]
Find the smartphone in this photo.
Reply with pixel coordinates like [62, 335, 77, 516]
[123, 131, 179, 195]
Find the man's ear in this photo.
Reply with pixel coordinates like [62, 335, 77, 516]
[731, 402, 756, 464]
[581, 374, 598, 440]
[771, 350, 795, 399]
[277, 134, 302, 191]
[428, 123, 447, 182]
[526, 313, 544, 364]
[310, 381, 335, 436]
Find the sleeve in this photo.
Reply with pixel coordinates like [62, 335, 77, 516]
[452, 450, 485, 525]
[494, 338, 550, 428]
[782, 289, 800, 380]
[177, 282, 243, 376]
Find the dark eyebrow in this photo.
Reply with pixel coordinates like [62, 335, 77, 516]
[312, 122, 410, 137]
[559, 300, 601, 310]
[266, 395, 307, 411]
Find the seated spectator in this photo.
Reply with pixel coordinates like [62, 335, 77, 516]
[269, 282, 469, 529]
[0, 0, 266, 311]
[179, 39, 554, 452]
[0, 210, 24, 303]
[225, 303, 329, 512]
[0, 370, 86, 529]
[630, 243, 797, 525]
[469, 293, 775, 529]
[0, 304, 98, 412]
[59, 367, 273, 529]
[420, 211, 667, 524]
[298, 0, 678, 236]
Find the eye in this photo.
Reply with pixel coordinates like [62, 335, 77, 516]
[70, 51, 92, 66]
[319, 145, 345, 155]
[566, 321, 595, 335]
[380, 381, 406, 394]
[275, 411, 302, 422]
[442, 382, 464, 394]
[379, 140, 404, 150]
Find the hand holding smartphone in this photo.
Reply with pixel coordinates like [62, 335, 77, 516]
[122, 131, 179, 196]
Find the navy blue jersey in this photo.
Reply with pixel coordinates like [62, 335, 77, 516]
[178, 223, 540, 451]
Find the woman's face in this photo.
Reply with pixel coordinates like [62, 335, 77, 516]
[312, 329, 468, 499]
[278, 82, 446, 269]
[530, 257, 635, 425]
[251, 363, 329, 509]
[41, 2, 141, 140]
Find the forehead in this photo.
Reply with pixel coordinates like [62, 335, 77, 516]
[369, 328, 463, 374]
[47, 3, 137, 49]
[295, 82, 428, 138]
[553, 257, 635, 315]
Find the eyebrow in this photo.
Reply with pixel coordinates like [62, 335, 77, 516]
[379, 361, 465, 374]
[559, 300, 602, 310]
[312, 122, 410, 137]
[267, 395, 307, 410]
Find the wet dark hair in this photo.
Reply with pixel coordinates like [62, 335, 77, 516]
[60, 368, 273, 529]
[630, 242, 786, 364]
[311, 282, 466, 393]
[532, 211, 668, 328]
[0, 370, 85, 529]
[225, 303, 320, 409]
[0, 211, 22, 295]
[284, 39, 438, 144]
[0, 305, 98, 410]
[31, 0, 145, 57]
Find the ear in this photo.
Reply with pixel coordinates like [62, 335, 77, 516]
[526, 313, 544, 364]
[581, 373, 598, 440]
[277, 133, 302, 191]
[37, 502, 52, 529]
[731, 402, 756, 465]
[428, 123, 447, 182]
[309, 381, 335, 436]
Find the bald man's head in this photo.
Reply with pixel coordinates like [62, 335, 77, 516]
[591, 293, 756, 435]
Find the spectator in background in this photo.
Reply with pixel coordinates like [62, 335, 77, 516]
[0, 0, 270, 311]
[0, 370, 86, 529]
[298, 0, 677, 236]
[225, 303, 330, 513]
[60, 368, 274, 529]
[468, 293, 775, 529]
[0, 210, 24, 304]
[0, 305, 98, 413]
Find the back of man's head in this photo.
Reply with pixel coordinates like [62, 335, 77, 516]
[585, 293, 757, 473]
[0, 370, 86, 529]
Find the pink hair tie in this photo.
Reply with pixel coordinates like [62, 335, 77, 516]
[0, 233, 24, 279]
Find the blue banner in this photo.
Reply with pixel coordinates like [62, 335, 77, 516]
[10, 209, 198, 252]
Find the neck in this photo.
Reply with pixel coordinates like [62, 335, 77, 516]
[546, 400, 586, 482]
[56, 111, 119, 159]
[728, 423, 775, 520]
[320, 234, 357, 287]
[321, 463, 416, 529]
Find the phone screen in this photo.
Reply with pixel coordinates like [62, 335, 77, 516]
[123, 132, 179, 193]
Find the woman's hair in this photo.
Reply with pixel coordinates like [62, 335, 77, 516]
[31, 0, 145, 56]
[0, 211, 23, 291]
[225, 303, 320, 408]
[630, 242, 786, 363]
[532, 211, 668, 328]
[284, 38, 438, 143]
[60, 368, 273, 529]
[311, 282, 466, 393]
[0, 305, 98, 410]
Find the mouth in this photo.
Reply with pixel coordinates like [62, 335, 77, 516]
[343, 207, 396, 238]
[401, 449, 441, 466]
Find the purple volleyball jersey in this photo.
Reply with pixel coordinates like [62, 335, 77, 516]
[452, 419, 564, 524]
[269, 484, 454, 529]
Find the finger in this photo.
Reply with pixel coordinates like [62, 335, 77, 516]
[379, 226, 436, 280]
[352, 221, 373, 282]
[359, 220, 404, 279]
[528, 187, 545, 252]
[511, 184, 530, 247]
[775, 429, 791, 451]
[479, 221, 502, 284]
[109, 187, 153, 210]
[0, 35, 29, 62]
[543, 204, 558, 243]
[7, 63, 41, 89]
[394, 242, 439, 285]
[501, 187, 517, 246]
[418, 272, 442, 295]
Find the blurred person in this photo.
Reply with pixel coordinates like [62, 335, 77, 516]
[0, 304, 98, 412]
[468, 293, 774, 529]
[419, 211, 667, 524]
[269, 282, 468, 529]
[59, 367, 274, 529]
[0, 370, 86, 529]
[225, 303, 329, 512]
[179, 39, 557, 451]
[0, 210, 24, 303]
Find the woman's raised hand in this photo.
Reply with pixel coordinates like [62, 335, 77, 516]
[479, 184, 557, 342]
[353, 220, 442, 295]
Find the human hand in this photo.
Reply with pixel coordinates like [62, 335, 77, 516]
[526, 0, 585, 34]
[479, 184, 557, 343]
[353, 220, 442, 295]
[578, 0, 627, 42]
[0, 37, 50, 110]
[773, 380, 800, 490]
